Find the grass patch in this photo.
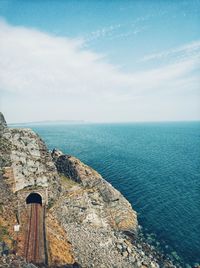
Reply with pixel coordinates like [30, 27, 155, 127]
[60, 175, 78, 189]
[0, 225, 9, 242]
[47, 176, 79, 210]
[47, 198, 55, 210]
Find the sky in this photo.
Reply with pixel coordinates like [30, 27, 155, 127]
[0, 0, 200, 123]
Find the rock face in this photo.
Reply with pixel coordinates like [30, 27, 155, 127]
[50, 150, 177, 268]
[52, 149, 138, 231]
[0, 112, 7, 131]
[50, 149, 139, 267]
[0, 112, 12, 168]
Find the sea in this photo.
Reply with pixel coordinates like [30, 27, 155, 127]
[14, 121, 200, 266]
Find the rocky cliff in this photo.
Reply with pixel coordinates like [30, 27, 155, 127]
[0, 112, 177, 268]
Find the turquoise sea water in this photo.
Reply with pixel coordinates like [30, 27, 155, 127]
[19, 122, 200, 266]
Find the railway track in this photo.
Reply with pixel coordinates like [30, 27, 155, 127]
[24, 203, 47, 264]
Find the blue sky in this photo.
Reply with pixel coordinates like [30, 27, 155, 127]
[0, 0, 200, 123]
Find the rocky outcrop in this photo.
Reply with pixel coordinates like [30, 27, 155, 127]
[0, 113, 7, 132]
[50, 149, 177, 268]
[52, 149, 137, 231]
[50, 150, 138, 267]
[0, 112, 12, 168]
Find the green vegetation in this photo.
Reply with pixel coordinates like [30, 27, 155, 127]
[47, 198, 55, 209]
[60, 174, 78, 189]
[0, 203, 3, 215]
[47, 175, 79, 210]
[0, 225, 9, 241]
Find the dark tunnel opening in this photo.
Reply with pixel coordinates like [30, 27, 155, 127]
[26, 193, 42, 205]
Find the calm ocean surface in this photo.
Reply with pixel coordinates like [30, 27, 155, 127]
[20, 122, 200, 266]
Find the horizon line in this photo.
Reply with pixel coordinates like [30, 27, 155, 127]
[8, 119, 200, 126]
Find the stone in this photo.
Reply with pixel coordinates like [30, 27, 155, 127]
[136, 260, 142, 267]
[0, 112, 7, 131]
[122, 251, 128, 258]
[127, 246, 132, 254]
[150, 261, 160, 268]
[117, 244, 123, 251]
[129, 256, 136, 263]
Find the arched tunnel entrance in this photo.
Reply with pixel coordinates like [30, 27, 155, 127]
[26, 192, 42, 205]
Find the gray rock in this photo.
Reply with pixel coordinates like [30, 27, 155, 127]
[117, 244, 123, 251]
[122, 251, 129, 258]
[0, 112, 7, 131]
[127, 246, 132, 254]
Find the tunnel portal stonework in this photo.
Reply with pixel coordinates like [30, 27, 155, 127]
[10, 128, 60, 204]
[0, 113, 61, 219]
[17, 188, 48, 210]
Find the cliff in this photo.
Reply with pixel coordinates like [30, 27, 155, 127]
[0, 112, 177, 268]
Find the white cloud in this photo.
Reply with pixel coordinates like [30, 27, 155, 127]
[0, 19, 199, 123]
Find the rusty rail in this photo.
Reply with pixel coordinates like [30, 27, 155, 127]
[24, 203, 46, 264]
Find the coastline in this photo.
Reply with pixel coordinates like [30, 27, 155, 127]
[0, 113, 198, 267]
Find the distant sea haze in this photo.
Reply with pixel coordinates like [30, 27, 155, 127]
[16, 121, 200, 266]
[9, 119, 85, 126]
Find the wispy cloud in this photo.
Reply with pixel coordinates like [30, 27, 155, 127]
[83, 16, 150, 47]
[82, 10, 173, 47]
[0, 19, 199, 122]
[83, 23, 122, 43]
[141, 40, 200, 62]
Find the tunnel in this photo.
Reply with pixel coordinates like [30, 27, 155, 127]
[26, 192, 42, 205]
